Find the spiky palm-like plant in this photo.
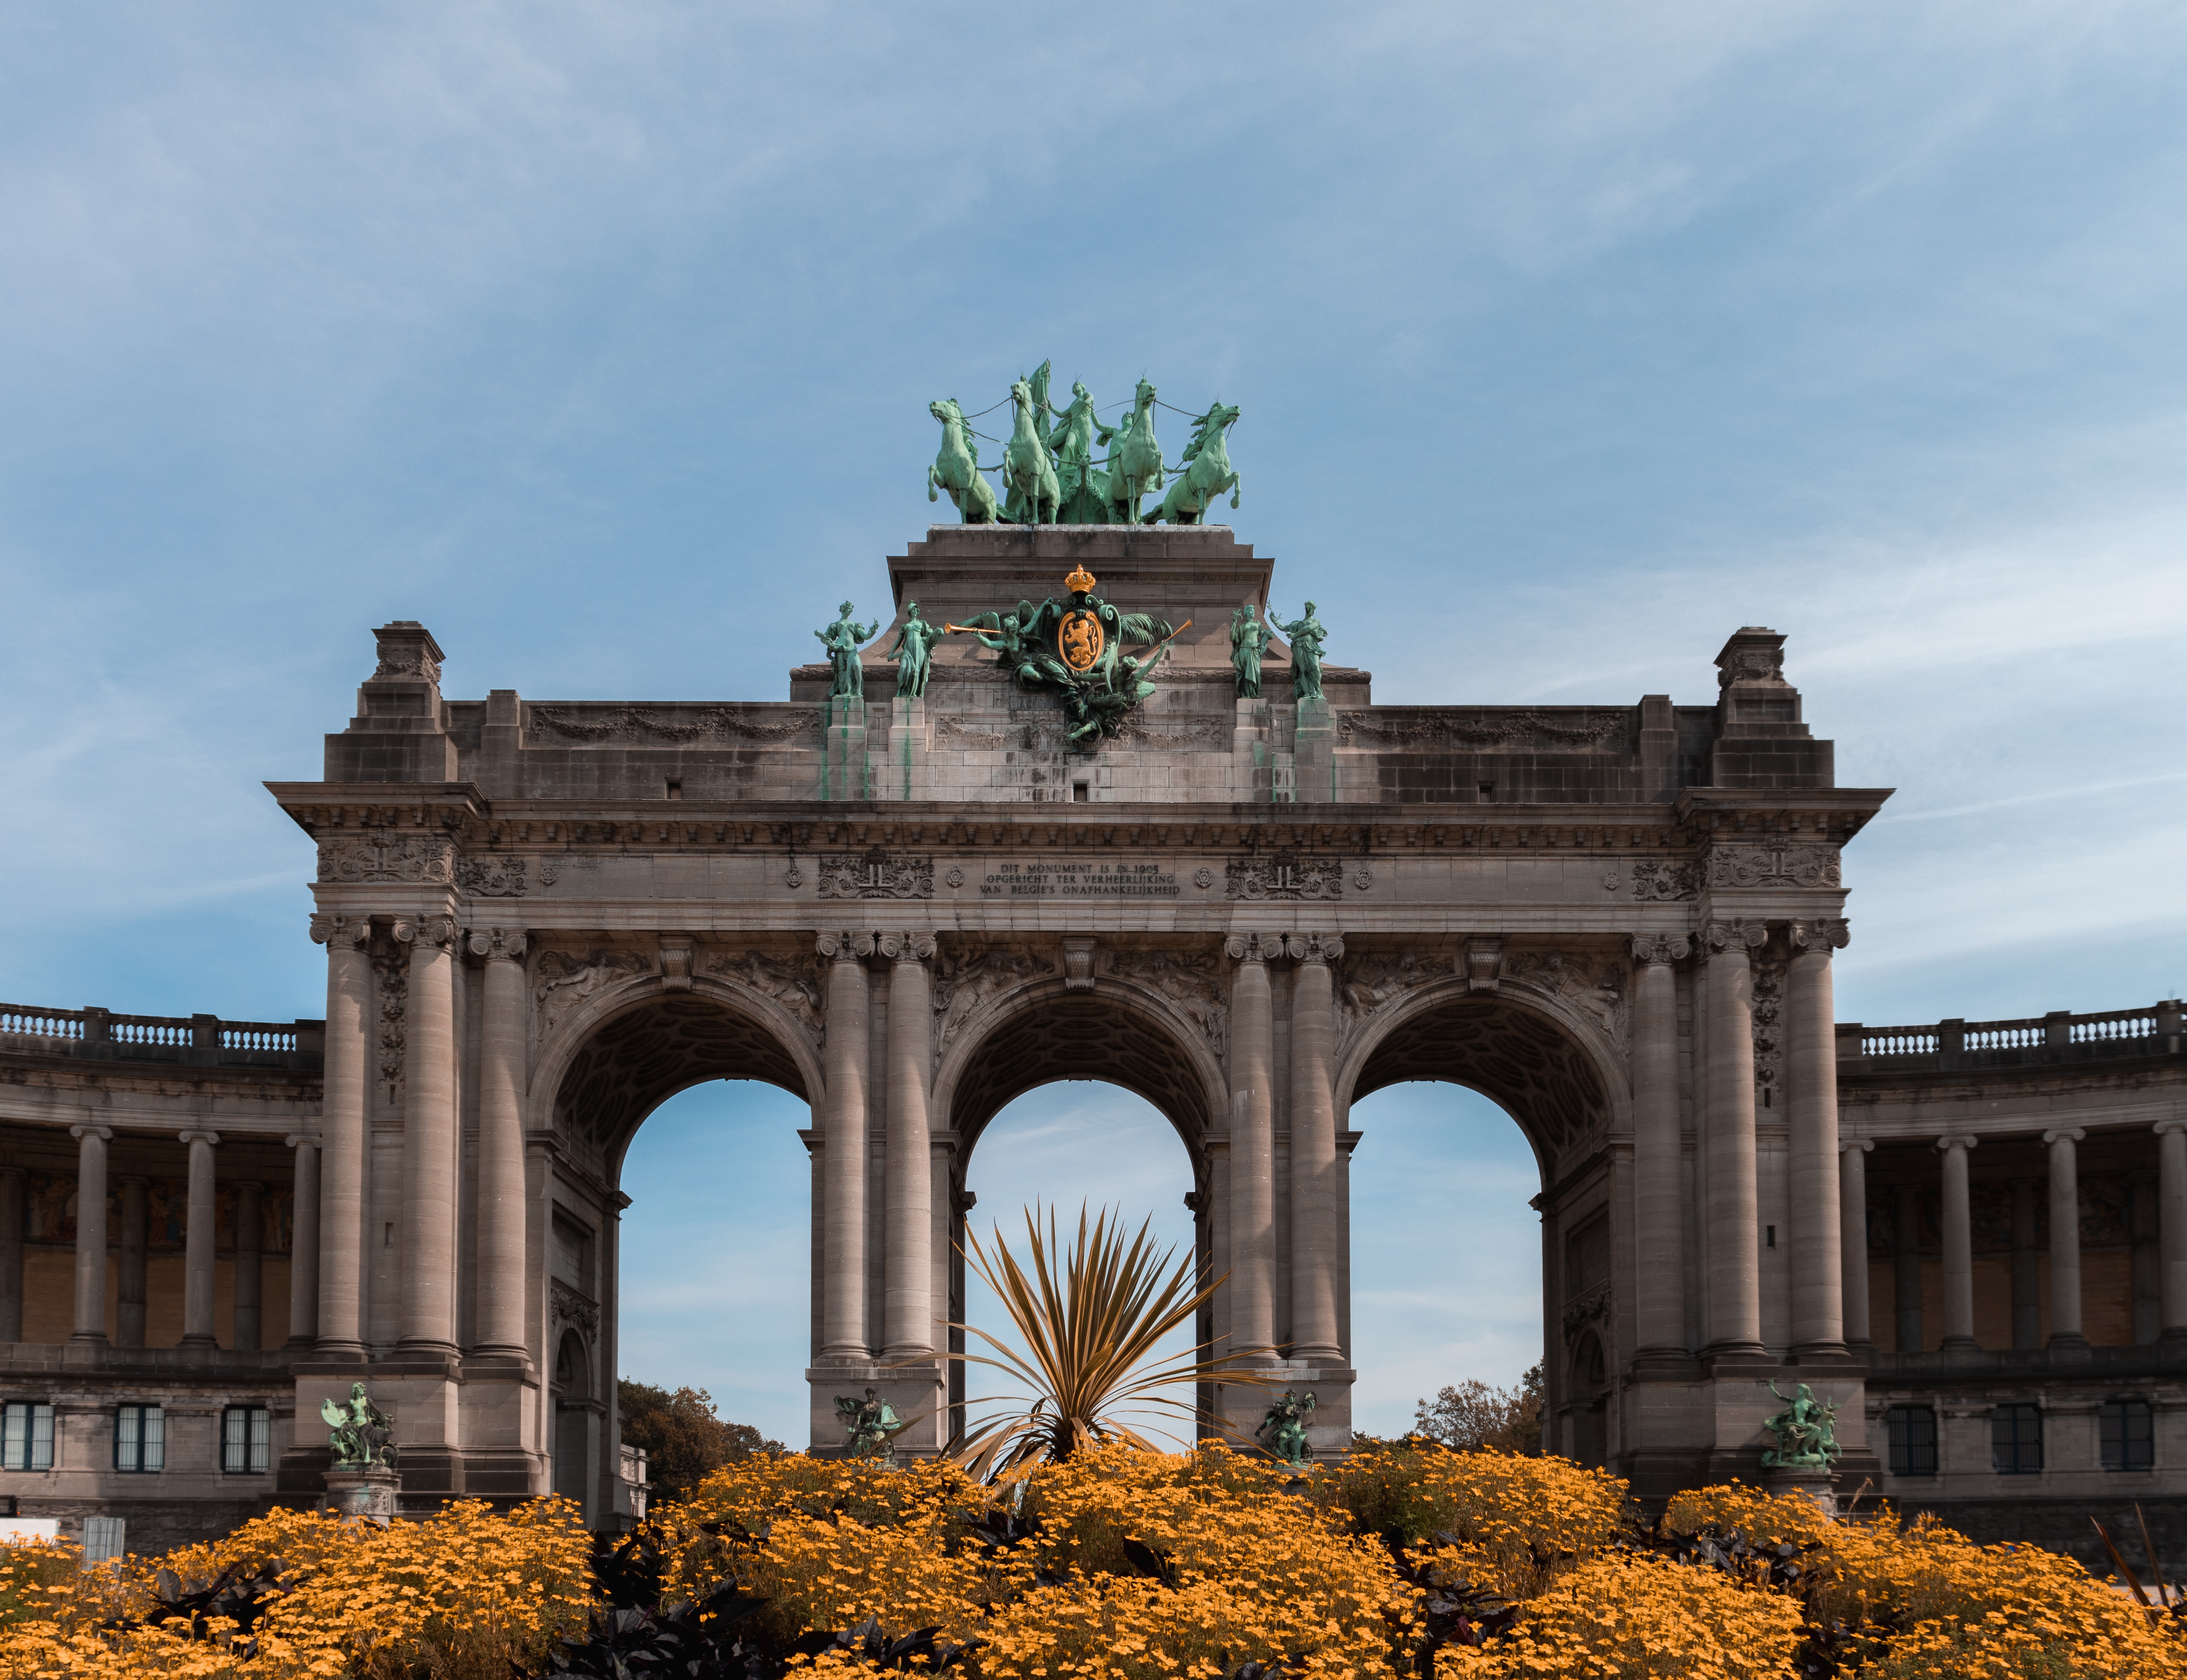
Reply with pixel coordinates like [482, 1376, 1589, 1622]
[940, 1202, 1274, 1479]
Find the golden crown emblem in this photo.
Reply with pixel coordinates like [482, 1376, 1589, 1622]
[1064, 564, 1097, 595]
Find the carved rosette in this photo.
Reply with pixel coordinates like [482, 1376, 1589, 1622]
[1705, 844, 1842, 891]
[318, 832, 457, 886]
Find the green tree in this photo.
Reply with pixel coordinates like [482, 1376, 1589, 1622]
[617, 1380, 783, 1501]
[1410, 1362, 1543, 1454]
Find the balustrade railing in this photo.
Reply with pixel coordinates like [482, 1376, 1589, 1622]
[0, 1005, 314, 1061]
[1847, 1001, 2182, 1063]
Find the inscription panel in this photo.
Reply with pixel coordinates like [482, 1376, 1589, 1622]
[980, 862, 1180, 900]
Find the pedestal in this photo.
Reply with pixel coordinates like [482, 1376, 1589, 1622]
[1231, 698, 1270, 801]
[320, 1465, 401, 1524]
[887, 696, 927, 801]
[822, 698, 869, 801]
[1762, 1465, 1839, 1519]
[806, 1361, 950, 1459]
[1294, 696, 1335, 804]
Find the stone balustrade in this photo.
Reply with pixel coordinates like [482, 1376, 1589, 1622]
[0, 1004, 323, 1069]
[1838, 1001, 2184, 1071]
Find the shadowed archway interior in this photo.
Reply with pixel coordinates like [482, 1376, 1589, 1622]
[552, 992, 811, 1164]
[1351, 994, 1612, 1160]
[948, 989, 1214, 1151]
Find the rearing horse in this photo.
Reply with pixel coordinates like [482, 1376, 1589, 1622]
[1100, 378, 1163, 523]
[1146, 402, 1241, 524]
[927, 398, 998, 523]
[1001, 378, 1062, 526]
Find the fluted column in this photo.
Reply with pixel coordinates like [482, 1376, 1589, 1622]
[1936, 1136, 1978, 1351]
[2158, 1120, 2187, 1346]
[397, 914, 460, 1355]
[233, 1179, 263, 1351]
[285, 1134, 320, 1348]
[1225, 933, 1276, 1360]
[1287, 932, 1343, 1364]
[179, 1129, 220, 1347]
[69, 1126, 111, 1344]
[1703, 919, 1767, 1357]
[0, 1166, 23, 1341]
[2045, 1126, 2087, 1349]
[1838, 1140, 1873, 1351]
[1631, 935, 1689, 1359]
[472, 928, 531, 1359]
[310, 913, 372, 1360]
[882, 931, 935, 1359]
[818, 931, 873, 1360]
[1894, 1181, 1924, 1352]
[117, 1176, 148, 1349]
[1787, 919, 1848, 1357]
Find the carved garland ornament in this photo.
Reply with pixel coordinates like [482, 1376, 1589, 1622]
[318, 832, 456, 886]
[1225, 852, 1344, 901]
[455, 856, 529, 897]
[1706, 844, 1841, 890]
[817, 851, 935, 900]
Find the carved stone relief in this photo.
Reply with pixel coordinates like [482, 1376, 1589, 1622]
[705, 950, 824, 1046]
[1707, 844, 1841, 890]
[455, 856, 529, 897]
[817, 851, 935, 900]
[1504, 949, 1629, 1053]
[1751, 951, 1787, 1109]
[528, 706, 822, 746]
[1226, 852, 1344, 900]
[1107, 950, 1229, 1063]
[1336, 948, 1440, 1053]
[319, 832, 456, 886]
[534, 949, 655, 1040]
[1630, 858, 1701, 902]
[932, 944, 1050, 1055]
[370, 948, 407, 1105]
[550, 1276, 600, 1337]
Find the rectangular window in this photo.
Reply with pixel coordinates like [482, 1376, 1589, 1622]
[114, 1405, 164, 1473]
[1991, 1403, 2043, 1474]
[1887, 1404, 1938, 1477]
[82, 1516, 126, 1564]
[2100, 1399, 2155, 1471]
[1, 1403, 55, 1471]
[221, 1407, 272, 1474]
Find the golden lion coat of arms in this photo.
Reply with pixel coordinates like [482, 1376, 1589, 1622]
[1058, 609, 1104, 672]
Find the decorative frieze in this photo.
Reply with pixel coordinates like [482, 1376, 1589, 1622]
[1225, 852, 1344, 900]
[318, 832, 456, 886]
[1706, 843, 1841, 890]
[528, 705, 823, 746]
[455, 856, 529, 897]
[1630, 859, 1701, 902]
[817, 851, 934, 900]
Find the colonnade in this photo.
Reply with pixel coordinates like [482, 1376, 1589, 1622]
[1837, 1118, 2187, 1353]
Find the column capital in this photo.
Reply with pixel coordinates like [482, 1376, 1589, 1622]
[1704, 918, 1769, 955]
[1224, 932, 1276, 965]
[2154, 1119, 2187, 1137]
[1284, 931, 1344, 965]
[1840, 1137, 1875, 1155]
[178, 1129, 221, 1147]
[816, 930, 875, 961]
[1935, 1134, 1980, 1153]
[284, 1132, 322, 1150]
[309, 913, 371, 951]
[467, 927, 529, 963]
[2043, 1127, 2086, 1146]
[1790, 917, 1851, 954]
[391, 914, 458, 949]
[68, 1124, 113, 1142]
[1631, 933, 1691, 966]
[877, 931, 937, 963]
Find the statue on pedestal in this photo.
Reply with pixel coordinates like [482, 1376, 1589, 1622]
[1257, 1389, 1316, 1467]
[816, 603, 880, 701]
[1229, 604, 1266, 699]
[1760, 1382, 1842, 1469]
[837, 1388, 907, 1465]
[1277, 603, 1328, 702]
[889, 603, 943, 700]
[321, 1382, 397, 1468]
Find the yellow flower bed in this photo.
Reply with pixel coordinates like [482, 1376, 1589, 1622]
[2, 1450, 2180, 1680]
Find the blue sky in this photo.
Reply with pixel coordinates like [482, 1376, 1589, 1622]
[5, 4, 2184, 1445]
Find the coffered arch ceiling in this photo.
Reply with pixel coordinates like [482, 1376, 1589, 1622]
[945, 984, 1216, 1160]
[552, 992, 811, 1172]
[1347, 992, 1612, 1169]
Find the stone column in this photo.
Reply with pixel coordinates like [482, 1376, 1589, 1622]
[1893, 1181, 1923, 1352]
[1702, 920, 1767, 1357]
[1936, 1136, 1978, 1352]
[232, 1180, 263, 1351]
[310, 914, 373, 1360]
[179, 1129, 220, 1347]
[2158, 1120, 2187, 1346]
[397, 915, 461, 1355]
[818, 932, 873, 1360]
[69, 1125, 111, 1344]
[472, 929, 531, 1359]
[1225, 933, 1276, 1360]
[882, 931, 935, 1359]
[1286, 932, 1342, 1363]
[1787, 920, 1848, 1357]
[2010, 1178, 2041, 1350]
[1631, 935, 1689, 1359]
[2045, 1126, 2087, 1350]
[0, 1165, 22, 1341]
[286, 1134, 320, 1348]
[1838, 1140, 1873, 1352]
[116, 1176, 148, 1349]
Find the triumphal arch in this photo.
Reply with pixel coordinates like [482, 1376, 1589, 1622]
[5, 517, 2185, 1562]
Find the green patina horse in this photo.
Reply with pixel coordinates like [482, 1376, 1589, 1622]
[1001, 378, 1062, 525]
[1146, 401, 1241, 525]
[1100, 378, 1163, 523]
[927, 399, 998, 523]
[1034, 362, 1107, 525]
